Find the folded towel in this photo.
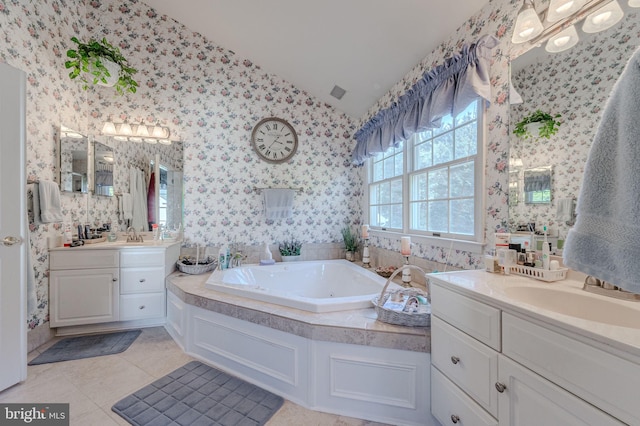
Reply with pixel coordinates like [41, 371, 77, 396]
[556, 198, 574, 223]
[121, 193, 133, 221]
[26, 183, 41, 226]
[564, 47, 640, 293]
[38, 180, 63, 223]
[263, 189, 295, 220]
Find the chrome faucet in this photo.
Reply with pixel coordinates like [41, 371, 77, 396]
[583, 275, 640, 301]
[126, 227, 144, 243]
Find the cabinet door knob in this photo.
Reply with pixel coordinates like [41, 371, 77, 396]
[112, 278, 118, 282]
[139, 278, 146, 283]
[495, 382, 507, 393]
[450, 356, 460, 365]
[139, 305, 145, 310]
[451, 414, 460, 424]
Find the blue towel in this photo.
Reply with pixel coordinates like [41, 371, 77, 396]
[564, 47, 640, 293]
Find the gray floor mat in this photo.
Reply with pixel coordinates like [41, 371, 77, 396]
[112, 360, 284, 426]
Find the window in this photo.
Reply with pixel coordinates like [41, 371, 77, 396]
[368, 100, 483, 241]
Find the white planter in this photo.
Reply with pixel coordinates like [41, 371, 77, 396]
[525, 122, 543, 137]
[281, 255, 301, 262]
[91, 58, 120, 87]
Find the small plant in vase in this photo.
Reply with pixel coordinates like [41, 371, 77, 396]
[65, 36, 139, 95]
[279, 239, 302, 261]
[513, 109, 561, 139]
[341, 227, 360, 261]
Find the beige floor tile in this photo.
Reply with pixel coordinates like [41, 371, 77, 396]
[74, 407, 123, 426]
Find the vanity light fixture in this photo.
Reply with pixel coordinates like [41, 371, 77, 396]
[545, 25, 580, 52]
[101, 120, 174, 145]
[583, 0, 624, 32]
[512, 0, 544, 44]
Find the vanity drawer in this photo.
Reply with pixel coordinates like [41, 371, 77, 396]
[120, 267, 165, 294]
[120, 249, 165, 268]
[432, 316, 499, 416]
[50, 249, 119, 270]
[431, 366, 497, 426]
[502, 312, 640, 425]
[119, 292, 165, 320]
[430, 283, 501, 350]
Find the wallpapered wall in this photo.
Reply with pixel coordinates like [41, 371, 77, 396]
[509, 10, 640, 239]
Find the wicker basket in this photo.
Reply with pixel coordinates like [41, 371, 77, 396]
[176, 259, 217, 275]
[372, 265, 431, 327]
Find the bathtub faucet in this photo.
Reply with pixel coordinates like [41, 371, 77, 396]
[229, 251, 244, 268]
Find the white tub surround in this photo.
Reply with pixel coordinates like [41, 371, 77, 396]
[166, 272, 435, 426]
[205, 259, 396, 313]
[429, 270, 640, 425]
[49, 240, 180, 336]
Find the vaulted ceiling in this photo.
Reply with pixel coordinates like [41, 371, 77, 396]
[143, 0, 490, 118]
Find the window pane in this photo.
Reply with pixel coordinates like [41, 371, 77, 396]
[411, 173, 427, 201]
[394, 152, 404, 176]
[450, 161, 474, 198]
[414, 140, 432, 170]
[434, 115, 453, 136]
[379, 205, 391, 228]
[455, 101, 478, 126]
[428, 200, 448, 232]
[455, 122, 477, 159]
[370, 205, 379, 227]
[428, 168, 448, 199]
[433, 133, 453, 165]
[391, 179, 403, 203]
[379, 181, 390, 204]
[370, 185, 378, 204]
[373, 160, 383, 182]
[415, 130, 432, 141]
[450, 198, 474, 235]
[411, 201, 427, 230]
[383, 156, 394, 179]
[390, 204, 403, 229]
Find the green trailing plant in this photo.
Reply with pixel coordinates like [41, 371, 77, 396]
[513, 109, 561, 139]
[341, 227, 360, 252]
[279, 239, 302, 256]
[65, 36, 139, 95]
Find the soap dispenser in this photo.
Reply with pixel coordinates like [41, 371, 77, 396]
[260, 243, 275, 265]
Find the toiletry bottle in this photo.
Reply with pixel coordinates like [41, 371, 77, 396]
[63, 224, 72, 247]
[517, 249, 526, 265]
[542, 226, 550, 270]
[219, 245, 228, 270]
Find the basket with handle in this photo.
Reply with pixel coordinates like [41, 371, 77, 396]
[371, 264, 431, 327]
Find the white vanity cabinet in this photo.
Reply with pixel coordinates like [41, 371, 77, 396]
[429, 278, 627, 426]
[50, 250, 120, 327]
[49, 243, 180, 334]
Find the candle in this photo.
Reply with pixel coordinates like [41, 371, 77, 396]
[361, 224, 369, 239]
[400, 236, 411, 255]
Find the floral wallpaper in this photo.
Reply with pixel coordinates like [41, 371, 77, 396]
[509, 9, 640, 239]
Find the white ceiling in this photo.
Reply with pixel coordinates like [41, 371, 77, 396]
[143, 0, 490, 119]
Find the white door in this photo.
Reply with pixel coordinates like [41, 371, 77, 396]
[0, 62, 27, 391]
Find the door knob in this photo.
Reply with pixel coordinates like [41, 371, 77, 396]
[495, 382, 507, 393]
[2, 236, 22, 246]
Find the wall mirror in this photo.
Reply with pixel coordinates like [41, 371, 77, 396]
[94, 140, 114, 196]
[523, 166, 552, 204]
[59, 125, 88, 193]
[508, 3, 639, 236]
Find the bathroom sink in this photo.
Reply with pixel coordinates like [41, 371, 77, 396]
[503, 286, 640, 328]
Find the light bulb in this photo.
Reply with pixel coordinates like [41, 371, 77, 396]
[118, 123, 133, 136]
[583, 1, 624, 33]
[129, 137, 143, 143]
[144, 138, 158, 144]
[101, 121, 117, 135]
[545, 25, 579, 52]
[136, 123, 150, 137]
[152, 125, 166, 138]
[158, 139, 172, 145]
[547, 0, 586, 22]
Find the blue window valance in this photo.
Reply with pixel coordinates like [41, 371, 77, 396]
[351, 35, 498, 166]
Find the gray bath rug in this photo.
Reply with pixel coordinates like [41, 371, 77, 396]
[28, 330, 141, 365]
[112, 361, 284, 426]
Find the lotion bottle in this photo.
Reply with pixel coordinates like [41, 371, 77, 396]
[542, 226, 550, 270]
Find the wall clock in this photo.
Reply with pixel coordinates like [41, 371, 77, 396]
[250, 117, 298, 164]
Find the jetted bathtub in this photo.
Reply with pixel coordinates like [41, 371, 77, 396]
[204, 259, 395, 312]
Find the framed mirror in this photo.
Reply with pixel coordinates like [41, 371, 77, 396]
[59, 125, 88, 193]
[523, 166, 552, 204]
[94, 140, 115, 196]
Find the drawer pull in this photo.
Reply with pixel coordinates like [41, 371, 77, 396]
[451, 414, 460, 424]
[112, 278, 118, 282]
[139, 278, 146, 283]
[139, 305, 146, 310]
[450, 356, 460, 365]
[495, 382, 507, 393]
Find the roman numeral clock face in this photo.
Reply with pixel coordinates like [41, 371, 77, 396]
[251, 118, 298, 164]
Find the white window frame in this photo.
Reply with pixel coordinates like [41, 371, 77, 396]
[365, 100, 486, 253]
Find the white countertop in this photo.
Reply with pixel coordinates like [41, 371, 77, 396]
[428, 269, 640, 362]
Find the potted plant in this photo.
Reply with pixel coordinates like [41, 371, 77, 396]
[65, 36, 139, 95]
[341, 227, 360, 262]
[513, 110, 561, 139]
[279, 239, 302, 261]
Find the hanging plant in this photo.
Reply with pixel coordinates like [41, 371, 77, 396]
[513, 110, 561, 139]
[65, 36, 138, 95]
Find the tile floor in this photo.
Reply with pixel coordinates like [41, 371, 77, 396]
[0, 327, 388, 425]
